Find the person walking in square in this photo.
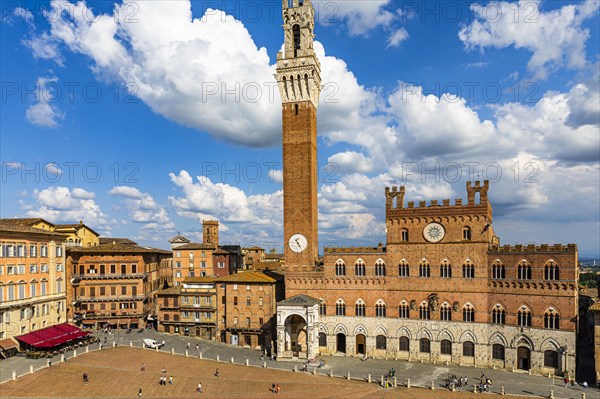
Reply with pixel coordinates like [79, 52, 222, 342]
[169, 375, 174, 385]
[141, 363, 145, 372]
[197, 383, 203, 393]
[214, 368, 219, 377]
[138, 387, 142, 397]
[275, 383, 280, 394]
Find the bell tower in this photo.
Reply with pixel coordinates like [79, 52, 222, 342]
[276, 0, 321, 270]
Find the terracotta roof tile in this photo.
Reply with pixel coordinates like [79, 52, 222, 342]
[174, 243, 216, 250]
[68, 242, 170, 254]
[217, 271, 276, 283]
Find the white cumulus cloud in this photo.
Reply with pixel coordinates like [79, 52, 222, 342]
[459, 0, 599, 79]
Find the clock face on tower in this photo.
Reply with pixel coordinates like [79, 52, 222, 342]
[423, 222, 445, 243]
[288, 233, 308, 253]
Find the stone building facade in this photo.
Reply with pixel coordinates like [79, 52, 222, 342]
[217, 271, 285, 349]
[169, 220, 241, 285]
[157, 276, 218, 339]
[0, 218, 68, 341]
[283, 182, 578, 377]
[66, 241, 172, 329]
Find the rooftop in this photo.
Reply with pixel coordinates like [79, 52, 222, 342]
[174, 243, 217, 251]
[217, 271, 276, 284]
[277, 294, 320, 306]
[99, 237, 137, 246]
[68, 242, 170, 254]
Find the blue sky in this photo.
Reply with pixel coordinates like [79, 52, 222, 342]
[1, 0, 599, 257]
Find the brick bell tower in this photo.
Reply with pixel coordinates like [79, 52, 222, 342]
[276, 0, 321, 271]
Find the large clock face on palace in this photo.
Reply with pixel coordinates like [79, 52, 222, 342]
[288, 233, 308, 253]
[423, 222, 445, 243]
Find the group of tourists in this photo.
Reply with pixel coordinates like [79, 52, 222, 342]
[444, 374, 467, 390]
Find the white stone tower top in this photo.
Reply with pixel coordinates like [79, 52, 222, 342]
[275, 0, 321, 108]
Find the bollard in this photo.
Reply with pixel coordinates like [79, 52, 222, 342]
[550, 390, 554, 399]
[407, 378, 410, 388]
[548, 372, 552, 378]
[199, 352, 203, 359]
[313, 368, 316, 375]
[216, 355, 220, 362]
[73, 349, 77, 357]
[528, 369, 531, 375]
[30, 365, 34, 374]
[431, 381, 435, 390]
[47, 360, 51, 367]
[393, 377, 397, 387]
[380, 375, 384, 386]
[246, 359, 249, 366]
[329, 369, 333, 378]
[473, 384, 477, 393]
[347, 371, 350, 380]
[61, 354, 65, 363]
[12, 371, 16, 381]
[501, 386, 505, 395]
[129, 341, 132, 347]
[114, 341, 117, 348]
[294, 365, 297, 372]
[231, 357, 234, 364]
[171, 348, 175, 355]
[185, 350, 189, 357]
[581, 394, 585, 399]
[86, 346, 89, 353]
[368, 374, 371, 383]
[263, 361, 267, 368]
[155, 346, 158, 352]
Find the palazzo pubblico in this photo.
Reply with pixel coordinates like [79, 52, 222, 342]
[273, 0, 578, 378]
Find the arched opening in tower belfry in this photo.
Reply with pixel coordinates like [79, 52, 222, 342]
[293, 24, 300, 57]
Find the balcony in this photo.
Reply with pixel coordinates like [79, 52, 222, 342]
[180, 303, 215, 310]
[72, 273, 147, 280]
[77, 294, 147, 302]
[83, 312, 147, 320]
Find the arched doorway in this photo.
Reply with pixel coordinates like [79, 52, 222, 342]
[284, 315, 307, 356]
[517, 346, 531, 370]
[356, 334, 366, 355]
[336, 333, 346, 353]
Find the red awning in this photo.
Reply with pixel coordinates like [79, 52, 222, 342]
[15, 323, 90, 348]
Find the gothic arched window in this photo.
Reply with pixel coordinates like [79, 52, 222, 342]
[335, 259, 346, 276]
[544, 308, 560, 329]
[440, 302, 452, 321]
